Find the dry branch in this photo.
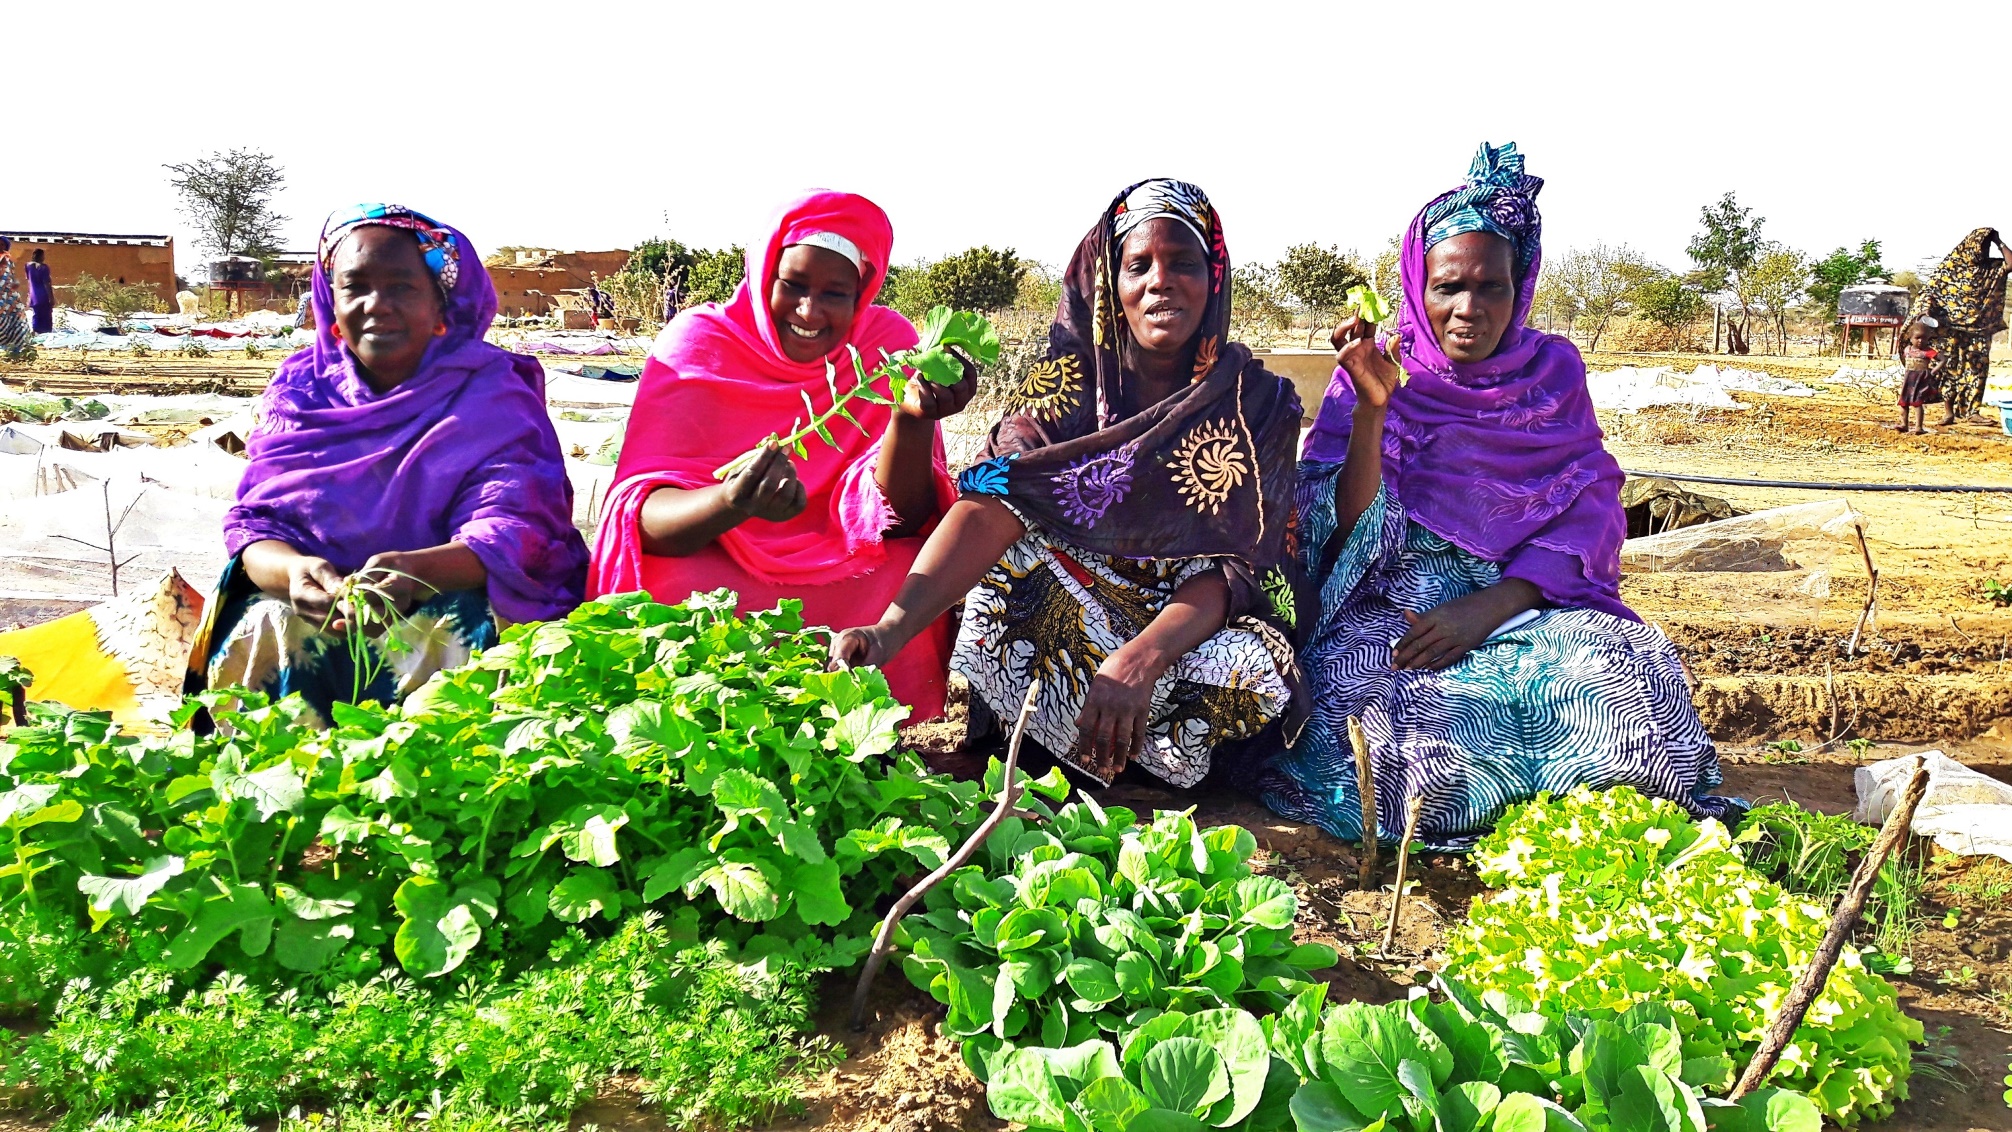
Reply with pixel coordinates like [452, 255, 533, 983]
[1379, 794, 1425, 957]
[849, 681, 1041, 1030]
[1729, 756, 1929, 1100]
[1350, 716, 1378, 889]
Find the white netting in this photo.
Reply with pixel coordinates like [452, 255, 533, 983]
[1619, 498, 1865, 625]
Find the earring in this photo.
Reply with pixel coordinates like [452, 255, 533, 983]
[434, 322, 448, 337]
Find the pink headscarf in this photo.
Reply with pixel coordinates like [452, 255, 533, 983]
[589, 190, 953, 596]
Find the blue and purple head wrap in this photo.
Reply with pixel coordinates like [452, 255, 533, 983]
[318, 203, 462, 295]
[1420, 142, 1544, 275]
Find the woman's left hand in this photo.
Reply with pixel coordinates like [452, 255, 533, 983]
[899, 346, 979, 421]
[337, 551, 430, 632]
[1075, 643, 1164, 781]
[1392, 580, 1542, 671]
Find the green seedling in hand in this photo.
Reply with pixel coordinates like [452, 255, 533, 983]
[1341, 284, 1406, 385]
[715, 306, 1000, 481]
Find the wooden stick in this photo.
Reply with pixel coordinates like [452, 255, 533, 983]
[1846, 524, 1879, 657]
[1729, 756, 1930, 1100]
[1379, 794, 1425, 957]
[1350, 717, 1378, 889]
[849, 681, 1041, 1030]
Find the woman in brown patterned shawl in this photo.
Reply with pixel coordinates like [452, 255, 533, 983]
[1907, 227, 2011, 423]
[831, 179, 1304, 787]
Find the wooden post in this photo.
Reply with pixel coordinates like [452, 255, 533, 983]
[1350, 716, 1378, 889]
[1729, 757, 1930, 1100]
[1846, 523, 1879, 656]
[1379, 794, 1425, 957]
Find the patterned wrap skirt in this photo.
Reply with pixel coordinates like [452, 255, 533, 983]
[1258, 466, 1738, 850]
[951, 514, 1293, 789]
[193, 558, 497, 727]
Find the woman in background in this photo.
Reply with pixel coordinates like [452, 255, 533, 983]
[0, 237, 29, 350]
[1909, 227, 2010, 424]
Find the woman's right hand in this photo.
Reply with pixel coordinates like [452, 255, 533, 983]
[829, 625, 893, 670]
[287, 555, 348, 628]
[722, 443, 808, 523]
[1332, 315, 1403, 409]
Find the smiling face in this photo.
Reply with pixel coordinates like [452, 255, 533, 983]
[1423, 231, 1519, 364]
[768, 244, 861, 363]
[329, 226, 445, 391]
[1115, 217, 1210, 360]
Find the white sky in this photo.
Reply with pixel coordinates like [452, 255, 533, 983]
[13, 0, 2009, 281]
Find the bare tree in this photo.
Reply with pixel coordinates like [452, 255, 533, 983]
[164, 149, 289, 258]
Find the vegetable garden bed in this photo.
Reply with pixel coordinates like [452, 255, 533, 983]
[0, 594, 2000, 1132]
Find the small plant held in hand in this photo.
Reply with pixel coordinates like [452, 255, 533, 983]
[713, 305, 1000, 481]
[1341, 284, 1406, 384]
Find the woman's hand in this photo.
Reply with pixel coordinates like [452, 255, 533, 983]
[898, 346, 980, 421]
[286, 555, 348, 627]
[1074, 643, 1165, 781]
[723, 443, 808, 523]
[1332, 315, 1403, 409]
[1392, 580, 1542, 670]
[828, 624, 893, 671]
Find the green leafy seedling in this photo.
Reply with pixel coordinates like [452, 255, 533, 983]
[715, 306, 999, 480]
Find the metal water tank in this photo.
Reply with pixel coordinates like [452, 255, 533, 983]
[1839, 284, 1909, 322]
[208, 256, 265, 284]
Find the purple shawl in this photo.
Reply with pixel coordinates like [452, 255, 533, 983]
[224, 217, 588, 624]
[1302, 160, 1632, 621]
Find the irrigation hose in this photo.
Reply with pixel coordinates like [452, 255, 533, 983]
[1622, 470, 2012, 493]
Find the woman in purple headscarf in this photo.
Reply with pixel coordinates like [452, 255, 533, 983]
[188, 203, 588, 724]
[1258, 144, 1736, 849]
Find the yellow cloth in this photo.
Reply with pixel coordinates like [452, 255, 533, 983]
[0, 571, 204, 729]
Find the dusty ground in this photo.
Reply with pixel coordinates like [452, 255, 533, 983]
[3, 347, 2011, 1130]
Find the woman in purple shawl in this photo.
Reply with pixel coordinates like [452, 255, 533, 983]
[189, 203, 587, 723]
[1258, 144, 1735, 849]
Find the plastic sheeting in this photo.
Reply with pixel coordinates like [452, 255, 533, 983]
[1588, 364, 1819, 412]
[1856, 751, 2012, 864]
[1620, 498, 1864, 624]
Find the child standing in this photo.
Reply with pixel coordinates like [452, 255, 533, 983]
[1895, 318, 1942, 434]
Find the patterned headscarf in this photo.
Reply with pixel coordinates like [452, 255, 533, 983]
[1910, 227, 2009, 336]
[1420, 142, 1544, 276]
[958, 179, 1302, 623]
[318, 203, 462, 296]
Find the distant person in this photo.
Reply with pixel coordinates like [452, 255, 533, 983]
[1909, 227, 2011, 423]
[1261, 143, 1736, 850]
[590, 191, 976, 722]
[1892, 317, 1943, 434]
[587, 272, 615, 322]
[25, 249, 54, 334]
[0, 237, 28, 350]
[190, 203, 588, 724]
[830, 180, 1305, 785]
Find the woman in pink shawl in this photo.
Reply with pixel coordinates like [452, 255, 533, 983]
[590, 191, 973, 722]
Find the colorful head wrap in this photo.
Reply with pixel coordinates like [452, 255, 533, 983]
[1420, 142, 1544, 275]
[318, 203, 462, 295]
[1110, 179, 1211, 250]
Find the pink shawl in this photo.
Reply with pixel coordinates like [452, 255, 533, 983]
[589, 190, 954, 596]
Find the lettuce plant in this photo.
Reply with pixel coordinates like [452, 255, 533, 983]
[1446, 786, 1920, 1126]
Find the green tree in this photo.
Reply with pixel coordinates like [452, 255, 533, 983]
[1686, 192, 1766, 354]
[164, 149, 288, 258]
[1552, 243, 1662, 351]
[1633, 276, 1709, 346]
[924, 246, 1027, 311]
[683, 246, 746, 306]
[1277, 243, 1368, 346]
[67, 274, 164, 331]
[1230, 262, 1292, 338]
[1016, 261, 1062, 313]
[1746, 245, 1809, 354]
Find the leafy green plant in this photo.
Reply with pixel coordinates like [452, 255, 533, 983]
[987, 982, 1823, 1132]
[1450, 786, 1920, 1126]
[897, 797, 1336, 1077]
[1983, 578, 2011, 607]
[1735, 802, 1871, 905]
[2002, 1057, 2011, 1108]
[712, 306, 1001, 480]
[0, 655, 30, 725]
[243, 339, 266, 360]
[0, 914, 837, 1130]
[178, 336, 211, 358]
[0, 592, 1006, 980]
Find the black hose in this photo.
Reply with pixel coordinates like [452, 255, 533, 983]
[1623, 469, 2012, 493]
